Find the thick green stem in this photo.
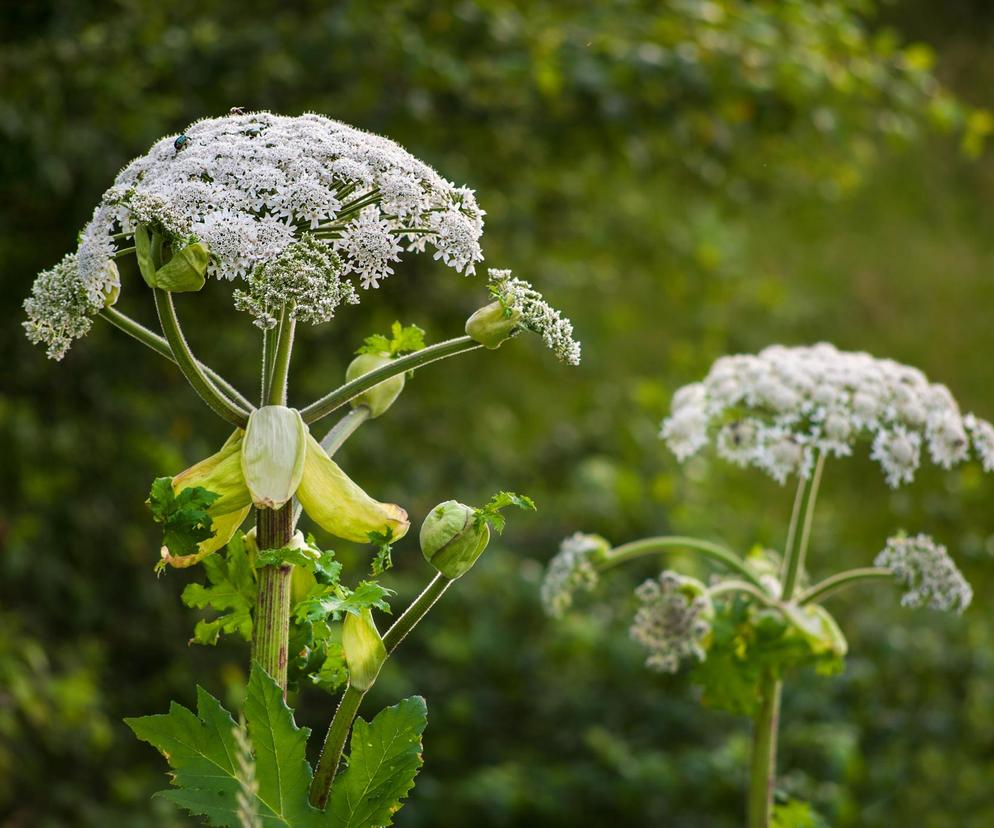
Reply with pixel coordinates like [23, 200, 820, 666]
[100, 307, 254, 412]
[748, 675, 782, 828]
[268, 306, 296, 406]
[252, 505, 294, 692]
[309, 574, 454, 809]
[781, 452, 825, 600]
[599, 536, 765, 590]
[300, 336, 481, 425]
[798, 567, 893, 605]
[153, 288, 250, 427]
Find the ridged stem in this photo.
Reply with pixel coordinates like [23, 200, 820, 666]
[252, 505, 294, 692]
[748, 676, 782, 828]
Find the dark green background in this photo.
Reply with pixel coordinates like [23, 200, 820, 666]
[3, 2, 994, 826]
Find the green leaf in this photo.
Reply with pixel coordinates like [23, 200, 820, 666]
[473, 490, 536, 535]
[356, 321, 426, 357]
[147, 476, 220, 559]
[327, 696, 428, 828]
[773, 800, 827, 828]
[181, 532, 256, 644]
[367, 528, 395, 576]
[294, 580, 393, 624]
[127, 665, 324, 827]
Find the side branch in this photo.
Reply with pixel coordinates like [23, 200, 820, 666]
[153, 289, 251, 427]
[299, 336, 481, 425]
[100, 307, 255, 412]
[798, 567, 893, 606]
[599, 536, 765, 589]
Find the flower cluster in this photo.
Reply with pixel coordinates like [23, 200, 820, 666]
[874, 534, 973, 613]
[540, 533, 609, 617]
[661, 343, 994, 486]
[232, 235, 357, 330]
[76, 111, 485, 286]
[629, 571, 713, 673]
[487, 269, 581, 365]
[22, 254, 116, 361]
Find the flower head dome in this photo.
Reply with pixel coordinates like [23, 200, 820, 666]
[25, 112, 487, 358]
[661, 343, 994, 486]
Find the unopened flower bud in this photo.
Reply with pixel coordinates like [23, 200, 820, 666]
[345, 352, 405, 418]
[342, 608, 386, 691]
[153, 241, 209, 292]
[102, 260, 121, 307]
[241, 406, 307, 509]
[465, 301, 521, 350]
[420, 500, 490, 580]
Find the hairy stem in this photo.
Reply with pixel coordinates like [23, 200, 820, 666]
[598, 536, 765, 589]
[252, 506, 294, 692]
[153, 288, 250, 427]
[748, 675, 782, 828]
[100, 307, 254, 412]
[268, 306, 296, 406]
[309, 574, 454, 809]
[300, 336, 481, 425]
[798, 567, 893, 605]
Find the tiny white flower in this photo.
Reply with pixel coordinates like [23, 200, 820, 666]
[629, 571, 713, 673]
[875, 534, 972, 613]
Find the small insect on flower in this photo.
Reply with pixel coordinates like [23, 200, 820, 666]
[173, 134, 190, 152]
[875, 534, 973, 613]
[540, 533, 611, 617]
[660, 343, 994, 487]
[629, 571, 713, 673]
[229, 106, 246, 115]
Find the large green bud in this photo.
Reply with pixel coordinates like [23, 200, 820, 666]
[420, 500, 491, 580]
[465, 301, 521, 350]
[342, 608, 386, 691]
[345, 352, 405, 418]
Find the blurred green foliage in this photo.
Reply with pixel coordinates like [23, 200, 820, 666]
[2, 1, 994, 826]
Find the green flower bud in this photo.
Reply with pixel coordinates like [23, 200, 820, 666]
[241, 406, 308, 509]
[153, 241, 209, 292]
[420, 500, 491, 580]
[102, 260, 121, 307]
[345, 352, 405, 418]
[342, 608, 386, 691]
[465, 300, 521, 349]
[134, 225, 158, 287]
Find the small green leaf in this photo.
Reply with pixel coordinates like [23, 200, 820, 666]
[773, 799, 827, 828]
[328, 696, 428, 828]
[356, 321, 426, 357]
[181, 532, 256, 644]
[367, 528, 395, 576]
[294, 580, 393, 624]
[147, 476, 220, 559]
[473, 490, 536, 535]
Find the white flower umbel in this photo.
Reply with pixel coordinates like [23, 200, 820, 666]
[661, 343, 993, 487]
[487, 269, 581, 365]
[874, 534, 973, 613]
[232, 235, 358, 330]
[78, 111, 485, 285]
[540, 533, 609, 617]
[22, 253, 116, 361]
[629, 571, 713, 673]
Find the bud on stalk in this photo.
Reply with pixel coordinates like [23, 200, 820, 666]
[420, 500, 491, 580]
[345, 352, 405, 418]
[342, 608, 386, 691]
[465, 301, 521, 350]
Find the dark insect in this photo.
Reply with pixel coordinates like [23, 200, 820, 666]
[229, 106, 246, 115]
[174, 134, 190, 152]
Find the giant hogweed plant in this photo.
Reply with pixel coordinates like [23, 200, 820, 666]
[23, 111, 579, 826]
[543, 344, 989, 828]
